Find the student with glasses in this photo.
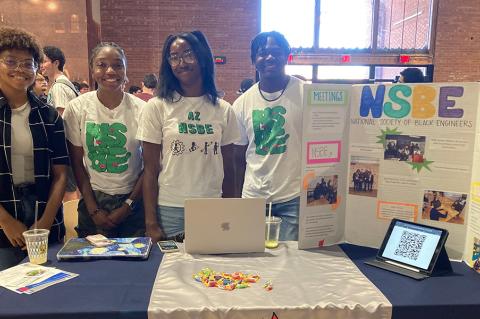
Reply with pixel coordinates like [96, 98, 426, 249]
[63, 42, 146, 238]
[232, 31, 304, 241]
[137, 30, 240, 242]
[0, 27, 69, 270]
[30, 72, 49, 103]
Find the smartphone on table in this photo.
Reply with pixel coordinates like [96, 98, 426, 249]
[157, 240, 179, 253]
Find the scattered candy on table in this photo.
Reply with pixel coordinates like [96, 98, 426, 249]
[193, 268, 263, 291]
[263, 280, 273, 291]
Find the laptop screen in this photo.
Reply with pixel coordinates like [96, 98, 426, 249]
[380, 220, 443, 270]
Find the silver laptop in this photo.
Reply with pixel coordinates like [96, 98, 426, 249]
[184, 198, 266, 254]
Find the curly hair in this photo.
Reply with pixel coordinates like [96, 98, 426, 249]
[0, 27, 42, 64]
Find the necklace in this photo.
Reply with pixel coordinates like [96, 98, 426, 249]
[258, 77, 290, 102]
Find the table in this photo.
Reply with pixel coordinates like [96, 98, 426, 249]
[1, 243, 480, 319]
[0, 242, 162, 319]
[341, 244, 480, 319]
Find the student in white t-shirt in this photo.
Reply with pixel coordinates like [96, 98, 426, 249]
[232, 31, 303, 241]
[63, 42, 145, 238]
[42, 46, 80, 199]
[137, 30, 240, 243]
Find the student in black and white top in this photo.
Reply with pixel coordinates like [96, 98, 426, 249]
[0, 27, 69, 270]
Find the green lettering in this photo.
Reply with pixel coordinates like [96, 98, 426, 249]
[196, 124, 205, 134]
[188, 123, 197, 134]
[205, 124, 213, 134]
[179, 122, 188, 133]
[384, 85, 411, 118]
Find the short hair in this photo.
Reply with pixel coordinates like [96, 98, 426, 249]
[143, 73, 157, 89]
[250, 31, 291, 64]
[400, 68, 425, 83]
[89, 42, 127, 68]
[0, 27, 42, 65]
[158, 30, 218, 105]
[43, 46, 66, 71]
[128, 85, 141, 94]
[79, 82, 89, 89]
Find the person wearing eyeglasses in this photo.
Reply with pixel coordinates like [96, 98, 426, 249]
[232, 31, 304, 241]
[0, 27, 69, 270]
[137, 31, 240, 242]
[30, 72, 49, 103]
[63, 42, 146, 238]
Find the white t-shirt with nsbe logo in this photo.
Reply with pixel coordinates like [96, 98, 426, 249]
[136, 94, 240, 207]
[63, 91, 145, 195]
[232, 76, 303, 204]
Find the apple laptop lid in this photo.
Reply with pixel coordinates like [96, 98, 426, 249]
[184, 198, 266, 254]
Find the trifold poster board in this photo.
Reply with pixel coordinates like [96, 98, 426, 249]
[299, 82, 480, 268]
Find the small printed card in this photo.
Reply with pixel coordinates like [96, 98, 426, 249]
[0, 263, 77, 294]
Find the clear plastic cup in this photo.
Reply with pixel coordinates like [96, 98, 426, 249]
[265, 216, 282, 249]
[23, 229, 49, 264]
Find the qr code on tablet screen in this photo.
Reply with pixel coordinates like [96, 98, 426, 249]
[394, 230, 427, 261]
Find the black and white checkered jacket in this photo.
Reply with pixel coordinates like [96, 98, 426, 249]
[0, 90, 69, 247]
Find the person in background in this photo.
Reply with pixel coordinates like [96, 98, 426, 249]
[236, 78, 254, 95]
[41, 45, 80, 201]
[41, 46, 79, 115]
[232, 31, 304, 241]
[63, 42, 145, 238]
[30, 72, 48, 103]
[0, 27, 69, 270]
[137, 30, 240, 243]
[135, 73, 157, 101]
[128, 85, 142, 94]
[79, 82, 90, 94]
[398, 67, 425, 83]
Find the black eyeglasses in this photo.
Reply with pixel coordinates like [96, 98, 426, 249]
[168, 50, 196, 67]
[0, 57, 38, 72]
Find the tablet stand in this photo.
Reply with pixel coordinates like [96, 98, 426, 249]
[431, 245, 453, 276]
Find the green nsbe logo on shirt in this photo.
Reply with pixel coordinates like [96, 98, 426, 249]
[86, 122, 131, 173]
[178, 111, 214, 134]
[252, 105, 289, 155]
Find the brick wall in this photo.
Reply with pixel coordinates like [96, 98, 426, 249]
[100, 0, 259, 103]
[0, 0, 89, 83]
[5, 0, 477, 95]
[433, 0, 480, 82]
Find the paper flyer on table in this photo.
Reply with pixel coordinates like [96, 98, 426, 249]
[299, 82, 480, 266]
[0, 263, 78, 294]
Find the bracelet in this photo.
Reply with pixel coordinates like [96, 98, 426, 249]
[89, 208, 101, 217]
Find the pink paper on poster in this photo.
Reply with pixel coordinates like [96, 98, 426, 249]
[307, 141, 341, 164]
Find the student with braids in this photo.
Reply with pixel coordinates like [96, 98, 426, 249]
[63, 42, 145, 238]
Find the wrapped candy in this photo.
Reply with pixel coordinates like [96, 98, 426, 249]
[193, 268, 263, 291]
[263, 280, 273, 291]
